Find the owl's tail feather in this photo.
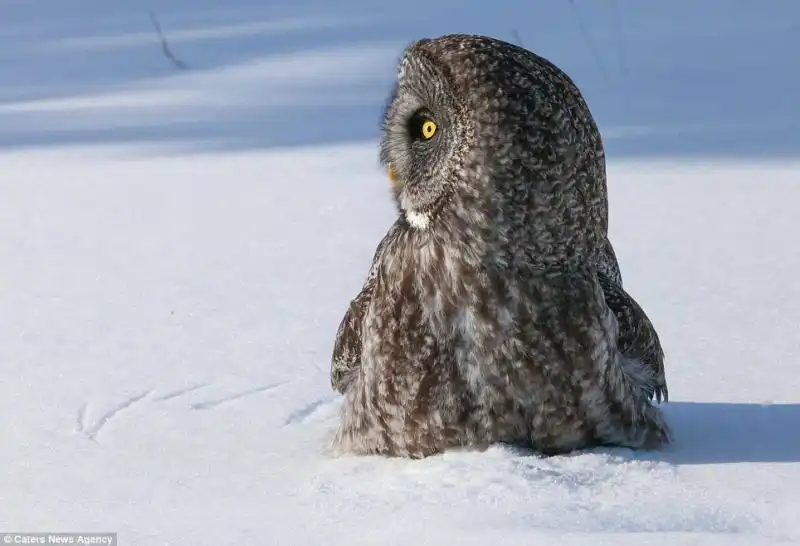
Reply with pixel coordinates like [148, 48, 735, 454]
[595, 270, 669, 404]
[597, 352, 672, 450]
[621, 355, 663, 404]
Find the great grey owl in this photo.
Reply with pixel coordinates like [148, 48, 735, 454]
[330, 34, 670, 459]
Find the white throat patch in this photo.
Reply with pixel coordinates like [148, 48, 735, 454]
[405, 209, 431, 230]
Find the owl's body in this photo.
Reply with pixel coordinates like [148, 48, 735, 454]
[331, 35, 669, 458]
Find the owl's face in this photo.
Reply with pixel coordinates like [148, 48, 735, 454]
[378, 35, 608, 267]
[379, 41, 467, 230]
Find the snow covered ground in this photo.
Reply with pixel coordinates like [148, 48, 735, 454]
[1, 1, 799, 545]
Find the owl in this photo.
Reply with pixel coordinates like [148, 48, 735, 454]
[329, 34, 670, 459]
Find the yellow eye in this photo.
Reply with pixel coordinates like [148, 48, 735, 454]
[408, 110, 438, 141]
[421, 120, 437, 139]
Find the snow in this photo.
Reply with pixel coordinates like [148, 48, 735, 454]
[1, 1, 799, 544]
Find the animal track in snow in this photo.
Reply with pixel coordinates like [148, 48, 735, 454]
[152, 382, 210, 402]
[190, 381, 288, 411]
[77, 389, 153, 441]
[283, 396, 340, 426]
[76, 380, 290, 440]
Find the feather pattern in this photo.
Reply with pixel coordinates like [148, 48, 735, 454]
[330, 34, 670, 458]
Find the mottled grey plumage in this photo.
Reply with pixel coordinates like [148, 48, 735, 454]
[330, 34, 670, 458]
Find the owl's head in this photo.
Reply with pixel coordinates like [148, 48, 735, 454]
[379, 38, 469, 231]
[379, 34, 608, 266]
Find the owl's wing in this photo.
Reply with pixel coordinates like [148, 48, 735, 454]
[597, 271, 669, 403]
[598, 236, 623, 287]
[331, 220, 402, 394]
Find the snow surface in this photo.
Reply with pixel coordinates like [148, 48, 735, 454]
[1, 1, 799, 545]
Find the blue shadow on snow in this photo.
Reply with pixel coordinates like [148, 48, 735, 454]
[0, 0, 798, 157]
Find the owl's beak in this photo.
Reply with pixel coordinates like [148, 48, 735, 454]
[388, 165, 398, 185]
